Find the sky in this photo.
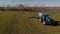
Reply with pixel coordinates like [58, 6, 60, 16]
[0, 0, 60, 7]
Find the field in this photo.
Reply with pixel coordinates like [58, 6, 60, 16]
[0, 11, 60, 34]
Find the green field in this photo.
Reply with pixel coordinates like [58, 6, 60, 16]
[0, 11, 60, 34]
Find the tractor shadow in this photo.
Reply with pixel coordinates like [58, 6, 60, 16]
[46, 21, 60, 26]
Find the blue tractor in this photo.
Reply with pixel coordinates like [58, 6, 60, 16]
[40, 14, 55, 25]
[28, 13, 55, 25]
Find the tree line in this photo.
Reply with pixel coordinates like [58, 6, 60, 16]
[0, 4, 60, 11]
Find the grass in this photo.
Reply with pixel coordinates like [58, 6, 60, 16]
[0, 11, 60, 34]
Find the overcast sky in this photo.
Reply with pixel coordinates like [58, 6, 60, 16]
[0, 0, 60, 7]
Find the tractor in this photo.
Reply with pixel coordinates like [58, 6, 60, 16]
[40, 14, 55, 25]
